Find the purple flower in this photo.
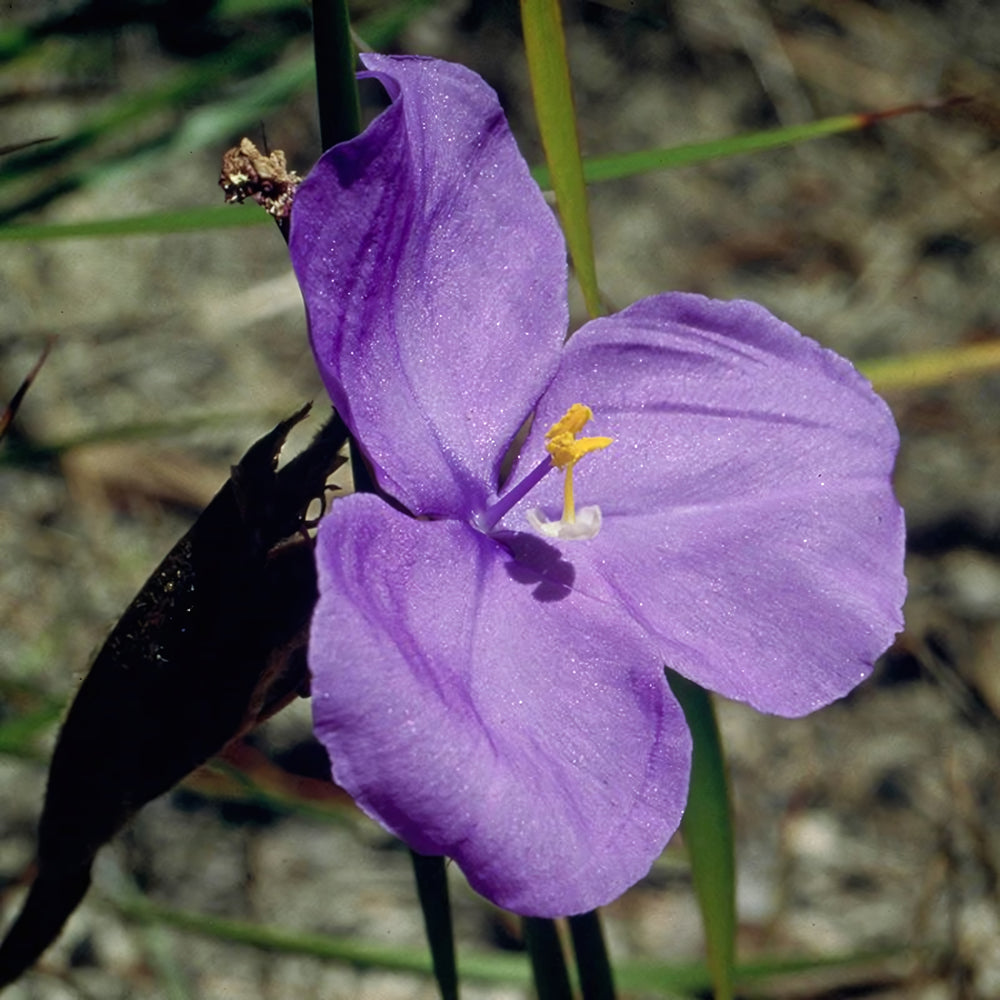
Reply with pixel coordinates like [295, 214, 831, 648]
[289, 54, 906, 917]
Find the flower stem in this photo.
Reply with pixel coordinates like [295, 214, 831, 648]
[409, 852, 458, 1000]
[523, 918, 573, 1000]
[311, 0, 362, 151]
[309, 0, 377, 495]
[568, 911, 616, 1000]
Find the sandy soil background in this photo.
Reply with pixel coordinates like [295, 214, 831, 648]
[2, 1, 999, 997]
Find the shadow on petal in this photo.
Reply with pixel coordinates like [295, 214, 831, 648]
[497, 531, 575, 602]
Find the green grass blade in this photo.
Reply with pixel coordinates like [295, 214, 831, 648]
[0, 40, 275, 191]
[531, 100, 955, 188]
[5, 97, 950, 241]
[0, 205, 270, 240]
[667, 671, 735, 1000]
[140, 925, 194, 1000]
[166, 53, 315, 153]
[115, 895, 533, 986]
[0, 24, 33, 63]
[0, 410, 283, 468]
[0, 704, 63, 759]
[520, 0, 601, 318]
[613, 947, 907, 996]
[217, 0, 303, 14]
[353, 0, 439, 50]
[0, 40, 285, 223]
[112, 893, 906, 996]
[197, 759, 361, 827]
[860, 340, 1000, 392]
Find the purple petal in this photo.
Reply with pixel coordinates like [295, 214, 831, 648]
[289, 55, 567, 517]
[507, 293, 906, 715]
[309, 493, 691, 916]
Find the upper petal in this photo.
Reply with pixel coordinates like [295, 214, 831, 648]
[507, 293, 906, 714]
[289, 55, 567, 517]
[309, 493, 691, 916]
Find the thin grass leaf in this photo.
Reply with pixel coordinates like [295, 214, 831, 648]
[520, 0, 601, 318]
[0, 24, 32, 63]
[531, 98, 966, 188]
[0, 2, 430, 228]
[0, 137, 57, 157]
[860, 340, 1000, 392]
[115, 895, 533, 986]
[0, 39, 276, 190]
[353, 0, 440, 51]
[197, 757, 360, 828]
[0, 409, 285, 468]
[411, 852, 459, 1000]
[139, 925, 194, 1000]
[217, 0, 303, 14]
[612, 947, 907, 996]
[0, 45, 281, 224]
[0, 205, 269, 241]
[165, 53, 315, 153]
[667, 671, 735, 1000]
[4, 69, 311, 225]
[0, 704, 63, 759]
[4, 96, 953, 241]
[113, 894, 907, 996]
[523, 917, 574, 1000]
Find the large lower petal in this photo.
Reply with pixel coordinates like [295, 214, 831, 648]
[505, 293, 906, 714]
[309, 494, 691, 916]
[289, 55, 567, 518]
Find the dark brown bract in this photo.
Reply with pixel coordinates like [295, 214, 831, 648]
[0, 407, 347, 989]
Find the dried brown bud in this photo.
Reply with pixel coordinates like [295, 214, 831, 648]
[219, 137, 301, 221]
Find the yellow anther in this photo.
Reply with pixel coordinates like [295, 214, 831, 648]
[544, 403, 613, 471]
[538, 403, 612, 527]
[547, 402, 593, 438]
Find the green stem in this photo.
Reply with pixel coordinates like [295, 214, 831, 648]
[308, 0, 376, 493]
[410, 852, 459, 1000]
[667, 671, 736, 1000]
[311, 0, 361, 150]
[568, 911, 616, 1000]
[523, 918, 573, 1000]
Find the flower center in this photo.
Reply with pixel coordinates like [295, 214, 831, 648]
[528, 403, 612, 540]
[476, 403, 612, 540]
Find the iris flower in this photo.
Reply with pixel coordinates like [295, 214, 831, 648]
[288, 55, 906, 917]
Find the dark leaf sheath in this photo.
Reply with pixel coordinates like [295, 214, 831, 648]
[0, 406, 348, 989]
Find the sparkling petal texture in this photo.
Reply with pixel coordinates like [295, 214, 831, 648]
[310, 494, 691, 916]
[507, 294, 906, 713]
[289, 55, 567, 517]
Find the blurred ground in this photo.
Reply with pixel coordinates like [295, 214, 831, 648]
[1, 0, 999, 997]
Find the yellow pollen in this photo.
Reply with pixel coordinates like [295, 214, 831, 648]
[543, 403, 612, 524]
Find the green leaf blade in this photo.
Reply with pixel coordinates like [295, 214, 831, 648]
[519, 0, 601, 318]
[668, 671, 736, 1000]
